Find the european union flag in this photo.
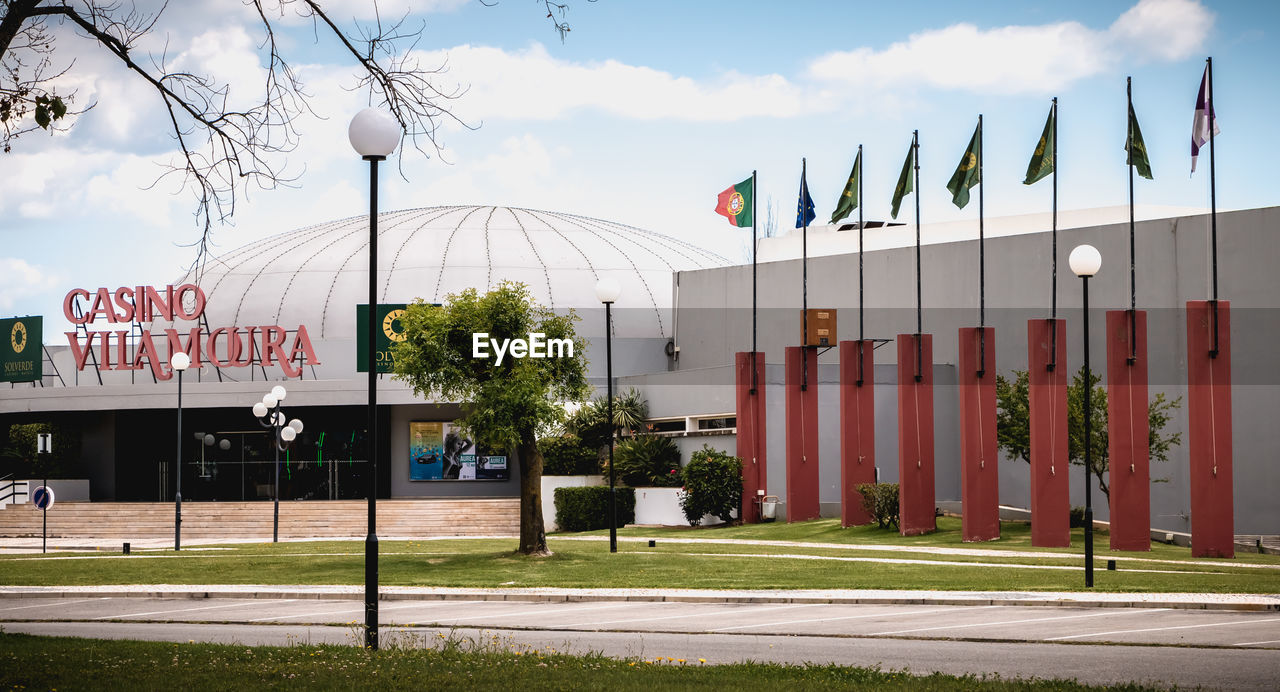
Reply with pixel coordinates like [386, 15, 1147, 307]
[795, 164, 815, 228]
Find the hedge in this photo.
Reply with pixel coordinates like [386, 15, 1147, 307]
[552, 485, 636, 532]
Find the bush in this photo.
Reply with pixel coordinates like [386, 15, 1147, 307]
[539, 435, 600, 476]
[855, 482, 900, 530]
[678, 445, 743, 526]
[1070, 506, 1086, 528]
[609, 435, 682, 487]
[553, 486, 636, 532]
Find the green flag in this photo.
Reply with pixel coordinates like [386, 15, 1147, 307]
[830, 149, 861, 224]
[1126, 102, 1153, 180]
[714, 177, 753, 227]
[1024, 104, 1055, 185]
[946, 121, 981, 209]
[890, 139, 914, 220]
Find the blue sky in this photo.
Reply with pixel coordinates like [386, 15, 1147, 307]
[2, 0, 1276, 333]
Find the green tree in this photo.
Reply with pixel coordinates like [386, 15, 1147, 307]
[392, 281, 589, 555]
[563, 388, 648, 463]
[995, 368, 1183, 498]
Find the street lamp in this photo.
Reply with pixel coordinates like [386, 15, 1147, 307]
[349, 106, 401, 651]
[595, 277, 622, 554]
[252, 385, 302, 543]
[169, 351, 191, 551]
[1069, 243, 1101, 588]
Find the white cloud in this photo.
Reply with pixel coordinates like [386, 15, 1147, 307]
[1110, 0, 1213, 62]
[410, 43, 824, 122]
[0, 258, 61, 310]
[84, 154, 185, 228]
[808, 0, 1213, 95]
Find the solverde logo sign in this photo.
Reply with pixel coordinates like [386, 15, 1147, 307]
[1, 316, 42, 383]
[356, 303, 412, 373]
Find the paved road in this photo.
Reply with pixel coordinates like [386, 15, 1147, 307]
[4, 595, 1280, 689]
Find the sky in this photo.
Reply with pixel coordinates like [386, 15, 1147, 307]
[2, 0, 1277, 335]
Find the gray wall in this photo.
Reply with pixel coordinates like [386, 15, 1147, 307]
[389, 403, 521, 499]
[654, 207, 1280, 534]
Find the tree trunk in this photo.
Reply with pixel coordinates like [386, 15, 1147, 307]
[516, 429, 550, 556]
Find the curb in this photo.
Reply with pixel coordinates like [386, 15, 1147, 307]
[2, 588, 1276, 612]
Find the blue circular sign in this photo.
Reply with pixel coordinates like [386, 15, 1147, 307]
[32, 486, 54, 510]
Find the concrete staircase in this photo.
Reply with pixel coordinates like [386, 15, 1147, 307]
[0, 499, 520, 540]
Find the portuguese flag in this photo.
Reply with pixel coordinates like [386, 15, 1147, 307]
[714, 177, 753, 227]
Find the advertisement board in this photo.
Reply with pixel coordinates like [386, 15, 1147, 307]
[409, 421, 508, 481]
[1, 316, 42, 383]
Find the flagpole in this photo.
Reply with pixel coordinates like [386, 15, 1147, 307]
[1049, 97, 1058, 371]
[1127, 77, 1137, 364]
[802, 158, 810, 391]
[857, 145, 865, 385]
[913, 129, 922, 383]
[978, 115, 985, 377]
[1207, 56, 1220, 357]
[751, 169, 759, 393]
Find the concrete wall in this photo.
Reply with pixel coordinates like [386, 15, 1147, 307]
[656, 207, 1280, 534]
[388, 403, 521, 499]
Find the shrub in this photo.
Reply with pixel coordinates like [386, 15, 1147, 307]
[539, 435, 600, 476]
[552, 486, 635, 532]
[855, 482, 900, 530]
[1070, 506, 1086, 528]
[678, 445, 743, 526]
[609, 434, 682, 487]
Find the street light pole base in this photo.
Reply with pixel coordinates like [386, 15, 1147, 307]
[364, 533, 379, 649]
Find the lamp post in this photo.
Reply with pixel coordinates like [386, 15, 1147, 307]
[1069, 244, 1101, 588]
[169, 352, 191, 551]
[253, 385, 301, 543]
[595, 277, 622, 554]
[349, 106, 401, 651]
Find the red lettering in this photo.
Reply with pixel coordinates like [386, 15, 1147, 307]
[63, 289, 90, 325]
[208, 327, 233, 367]
[133, 331, 168, 380]
[287, 324, 321, 371]
[165, 328, 203, 369]
[90, 288, 119, 324]
[114, 331, 140, 370]
[173, 284, 206, 320]
[144, 286, 174, 322]
[64, 332, 93, 370]
[97, 332, 111, 369]
[112, 287, 136, 323]
[228, 327, 256, 366]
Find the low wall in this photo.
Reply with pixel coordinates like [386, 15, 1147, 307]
[541, 475, 606, 531]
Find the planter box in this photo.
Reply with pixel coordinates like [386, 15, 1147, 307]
[632, 486, 736, 527]
[541, 475, 606, 531]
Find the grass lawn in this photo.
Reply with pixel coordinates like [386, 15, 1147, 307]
[1, 518, 1276, 592]
[0, 633, 1161, 691]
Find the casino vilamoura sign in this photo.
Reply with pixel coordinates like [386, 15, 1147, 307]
[63, 284, 320, 379]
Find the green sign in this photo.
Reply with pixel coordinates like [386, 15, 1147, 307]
[356, 304, 408, 373]
[1, 316, 42, 383]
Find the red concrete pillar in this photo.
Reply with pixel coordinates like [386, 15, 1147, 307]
[839, 340, 876, 527]
[896, 334, 935, 535]
[1106, 310, 1151, 551]
[1027, 318, 1070, 547]
[784, 346, 821, 522]
[1186, 300, 1233, 558]
[735, 351, 768, 524]
[958, 327, 999, 542]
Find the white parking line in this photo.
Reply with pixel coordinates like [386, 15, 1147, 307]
[248, 600, 483, 623]
[1046, 616, 1280, 641]
[440, 602, 635, 624]
[1234, 639, 1280, 647]
[710, 605, 1002, 632]
[555, 602, 827, 629]
[0, 598, 110, 613]
[95, 600, 290, 620]
[867, 608, 1168, 636]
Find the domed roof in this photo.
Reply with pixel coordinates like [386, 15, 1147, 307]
[177, 205, 728, 340]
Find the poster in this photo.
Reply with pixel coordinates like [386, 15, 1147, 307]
[409, 421, 508, 481]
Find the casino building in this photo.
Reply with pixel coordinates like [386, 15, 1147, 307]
[0, 206, 727, 503]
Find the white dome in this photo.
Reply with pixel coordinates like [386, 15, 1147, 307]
[177, 206, 728, 340]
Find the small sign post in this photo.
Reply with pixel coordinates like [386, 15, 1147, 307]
[32, 485, 54, 554]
